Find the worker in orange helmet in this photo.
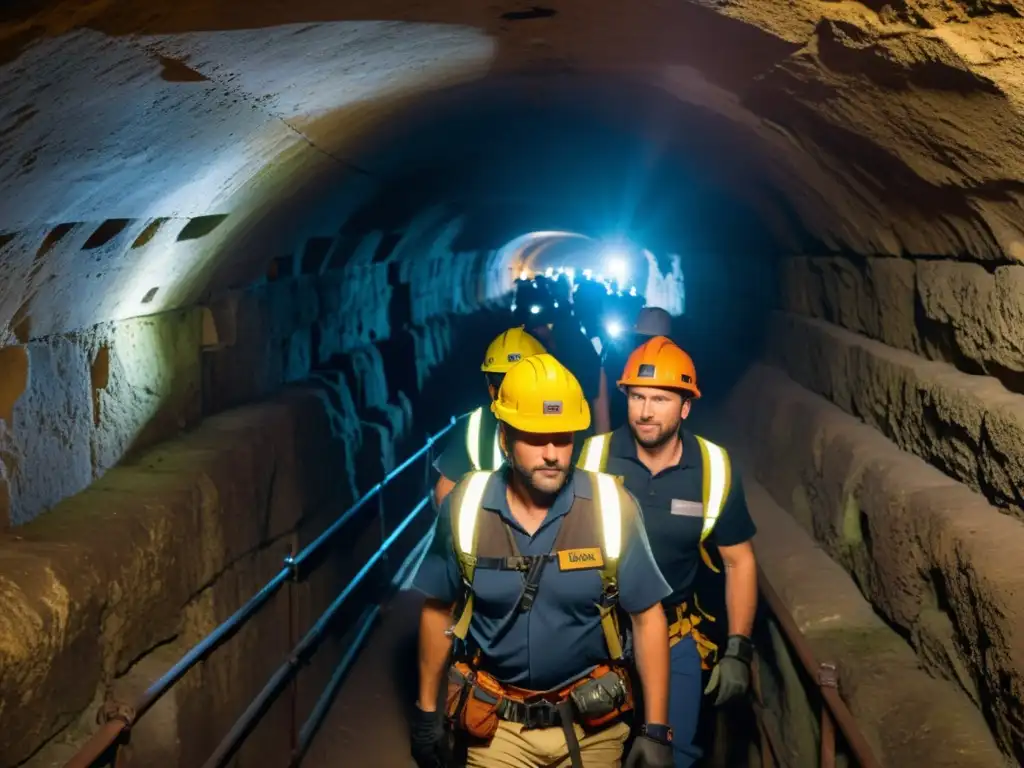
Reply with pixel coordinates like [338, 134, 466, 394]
[576, 336, 759, 768]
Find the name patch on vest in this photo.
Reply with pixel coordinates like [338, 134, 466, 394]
[557, 547, 605, 571]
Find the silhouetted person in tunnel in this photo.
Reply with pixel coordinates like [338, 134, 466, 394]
[601, 306, 675, 431]
[514, 280, 606, 438]
[411, 355, 674, 768]
[432, 326, 547, 507]
[576, 337, 759, 768]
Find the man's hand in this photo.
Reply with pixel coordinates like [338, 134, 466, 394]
[624, 732, 673, 768]
[705, 635, 753, 706]
[410, 704, 447, 768]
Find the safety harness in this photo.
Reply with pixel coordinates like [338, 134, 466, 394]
[444, 470, 631, 766]
[464, 406, 504, 471]
[577, 431, 733, 670]
[448, 469, 626, 660]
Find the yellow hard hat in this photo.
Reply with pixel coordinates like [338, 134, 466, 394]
[481, 326, 547, 373]
[491, 354, 591, 433]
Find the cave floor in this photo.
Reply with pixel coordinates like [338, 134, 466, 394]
[302, 589, 424, 768]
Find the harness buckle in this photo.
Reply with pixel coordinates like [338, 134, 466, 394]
[524, 700, 558, 730]
[506, 556, 531, 572]
[599, 582, 619, 608]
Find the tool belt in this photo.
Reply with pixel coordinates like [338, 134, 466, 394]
[445, 660, 633, 743]
[667, 598, 719, 672]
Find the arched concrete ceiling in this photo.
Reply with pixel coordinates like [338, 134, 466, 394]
[2, 0, 1023, 345]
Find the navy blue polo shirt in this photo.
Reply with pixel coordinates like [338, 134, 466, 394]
[413, 469, 670, 691]
[601, 426, 756, 607]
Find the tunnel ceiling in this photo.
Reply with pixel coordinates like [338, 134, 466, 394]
[2, 0, 1024, 342]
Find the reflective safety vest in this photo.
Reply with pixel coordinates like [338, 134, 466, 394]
[448, 470, 627, 661]
[465, 406, 504, 471]
[576, 432, 732, 574]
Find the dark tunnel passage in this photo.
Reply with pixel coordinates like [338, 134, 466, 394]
[3, 2, 1024, 767]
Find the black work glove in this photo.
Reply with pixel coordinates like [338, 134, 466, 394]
[704, 634, 753, 706]
[623, 733, 674, 768]
[410, 705, 447, 768]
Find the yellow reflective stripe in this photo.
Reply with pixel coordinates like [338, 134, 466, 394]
[491, 430, 502, 469]
[456, 471, 492, 555]
[590, 470, 624, 660]
[465, 407, 483, 471]
[593, 472, 622, 560]
[580, 433, 609, 472]
[696, 436, 731, 543]
[450, 470, 493, 642]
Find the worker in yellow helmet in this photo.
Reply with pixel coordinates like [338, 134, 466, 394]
[432, 327, 547, 507]
[577, 337, 758, 768]
[411, 354, 674, 768]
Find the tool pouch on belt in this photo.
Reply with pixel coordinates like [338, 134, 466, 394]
[445, 663, 501, 740]
[566, 665, 634, 729]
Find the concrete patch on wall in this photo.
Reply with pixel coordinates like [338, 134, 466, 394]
[88, 308, 203, 475]
[4, 338, 94, 526]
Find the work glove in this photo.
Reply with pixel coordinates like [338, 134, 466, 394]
[623, 732, 674, 768]
[410, 705, 447, 768]
[705, 634, 753, 706]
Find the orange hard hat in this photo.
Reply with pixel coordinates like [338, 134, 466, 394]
[617, 336, 701, 399]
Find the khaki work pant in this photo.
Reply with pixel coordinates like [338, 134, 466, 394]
[466, 719, 630, 767]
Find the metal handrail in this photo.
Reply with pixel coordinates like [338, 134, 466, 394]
[64, 412, 465, 768]
[753, 565, 882, 768]
[200, 494, 432, 768]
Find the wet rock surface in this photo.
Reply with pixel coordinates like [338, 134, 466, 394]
[728, 364, 1024, 762]
[741, 475, 1004, 767]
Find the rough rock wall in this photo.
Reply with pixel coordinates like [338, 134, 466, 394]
[2, 309, 507, 768]
[728, 252, 1024, 760]
[0, 203, 509, 765]
[737, 476, 1003, 767]
[0, 213, 497, 530]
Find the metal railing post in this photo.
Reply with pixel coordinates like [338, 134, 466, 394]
[749, 654, 776, 768]
[286, 539, 299, 755]
[818, 663, 838, 768]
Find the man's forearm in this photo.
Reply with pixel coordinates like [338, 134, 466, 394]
[725, 558, 758, 637]
[418, 600, 455, 711]
[631, 605, 670, 724]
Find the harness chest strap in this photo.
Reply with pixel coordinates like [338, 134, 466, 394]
[448, 470, 626, 662]
[465, 407, 503, 471]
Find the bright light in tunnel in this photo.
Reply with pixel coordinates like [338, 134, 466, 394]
[606, 256, 628, 283]
[520, 268, 529, 280]
[605, 319, 624, 339]
[530, 304, 542, 315]
[545, 267, 554, 277]
[629, 286, 637, 296]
